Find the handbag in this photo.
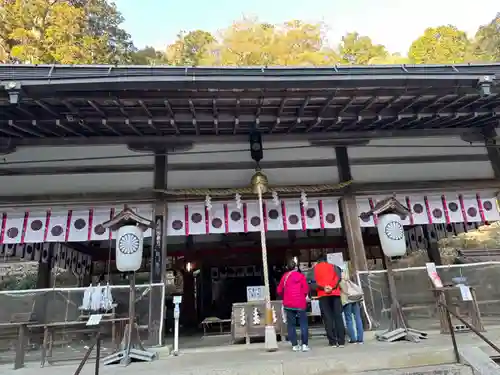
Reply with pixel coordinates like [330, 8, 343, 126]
[343, 280, 364, 302]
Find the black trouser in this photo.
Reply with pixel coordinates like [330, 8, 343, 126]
[319, 295, 345, 345]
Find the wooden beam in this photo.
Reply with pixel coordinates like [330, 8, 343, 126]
[0, 190, 155, 208]
[0, 154, 489, 177]
[352, 178, 499, 195]
[8, 128, 482, 147]
[0, 178, 496, 208]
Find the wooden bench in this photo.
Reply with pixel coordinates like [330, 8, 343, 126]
[201, 317, 232, 336]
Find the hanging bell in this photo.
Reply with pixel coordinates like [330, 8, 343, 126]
[251, 170, 269, 194]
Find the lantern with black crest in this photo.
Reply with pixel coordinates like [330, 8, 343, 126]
[101, 206, 153, 272]
[100, 206, 157, 365]
[360, 196, 427, 343]
[360, 195, 410, 258]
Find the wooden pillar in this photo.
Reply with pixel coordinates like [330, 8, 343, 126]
[424, 225, 442, 265]
[148, 149, 168, 345]
[483, 125, 500, 179]
[35, 244, 54, 324]
[335, 147, 368, 273]
[35, 259, 51, 289]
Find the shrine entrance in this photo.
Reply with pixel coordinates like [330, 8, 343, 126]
[169, 232, 350, 333]
[1, 63, 500, 361]
[163, 193, 347, 341]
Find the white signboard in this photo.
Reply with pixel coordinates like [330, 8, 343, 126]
[247, 286, 265, 302]
[327, 252, 344, 268]
[459, 285, 473, 301]
[86, 314, 102, 326]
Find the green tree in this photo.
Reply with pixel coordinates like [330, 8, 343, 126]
[469, 13, 500, 62]
[215, 19, 277, 66]
[166, 30, 216, 66]
[210, 18, 337, 66]
[272, 20, 338, 66]
[70, 0, 135, 63]
[0, 0, 134, 64]
[369, 53, 410, 64]
[131, 46, 167, 65]
[408, 25, 470, 64]
[338, 32, 388, 64]
[0, 0, 109, 64]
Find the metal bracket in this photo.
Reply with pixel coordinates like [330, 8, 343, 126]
[127, 142, 193, 153]
[3, 81, 22, 104]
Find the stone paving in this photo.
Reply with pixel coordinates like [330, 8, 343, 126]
[2, 327, 500, 375]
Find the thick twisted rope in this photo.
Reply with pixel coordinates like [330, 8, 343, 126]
[155, 180, 353, 197]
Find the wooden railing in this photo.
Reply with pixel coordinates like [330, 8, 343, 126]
[439, 302, 500, 363]
[458, 248, 500, 261]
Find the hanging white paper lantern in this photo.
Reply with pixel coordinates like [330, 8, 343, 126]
[272, 191, 280, 206]
[376, 213, 407, 257]
[205, 195, 212, 211]
[235, 193, 242, 210]
[80, 285, 92, 311]
[300, 191, 308, 209]
[115, 225, 144, 272]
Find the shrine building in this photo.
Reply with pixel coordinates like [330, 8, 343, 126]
[0, 63, 499, 342]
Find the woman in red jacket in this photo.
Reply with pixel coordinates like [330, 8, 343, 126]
[277, 260, 310, 352]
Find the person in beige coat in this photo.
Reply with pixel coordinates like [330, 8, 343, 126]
[340, 275, 364, 344]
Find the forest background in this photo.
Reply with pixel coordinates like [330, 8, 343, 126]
[0, 0, 499, 66]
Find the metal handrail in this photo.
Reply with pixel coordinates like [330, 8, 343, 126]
[438, 302, 500, 363]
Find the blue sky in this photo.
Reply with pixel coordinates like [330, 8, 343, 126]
[114, 0, 498, 54]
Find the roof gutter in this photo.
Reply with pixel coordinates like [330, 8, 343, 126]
[4, 73, 494, 91]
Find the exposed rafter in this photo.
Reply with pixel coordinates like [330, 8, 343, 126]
[0, 64, 498, 142]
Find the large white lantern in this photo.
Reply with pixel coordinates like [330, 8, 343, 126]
[360, 196, 410, 258]
[116, 225, 144, 272]
[101, 206, 153, 273]
[376, 213, 406, 257]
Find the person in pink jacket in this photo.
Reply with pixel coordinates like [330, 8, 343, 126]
[277, 260, 310, 352]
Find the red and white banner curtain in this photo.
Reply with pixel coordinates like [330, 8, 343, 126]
[0, 205, 153, 245]
[166, 197, 341, 236]
[0, 192, 498, 244]
[357, 192, 500, 227]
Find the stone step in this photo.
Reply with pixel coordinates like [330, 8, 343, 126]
[348, 364, 473, 375]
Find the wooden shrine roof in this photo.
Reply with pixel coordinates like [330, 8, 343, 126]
[0, 63, 499, 147]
